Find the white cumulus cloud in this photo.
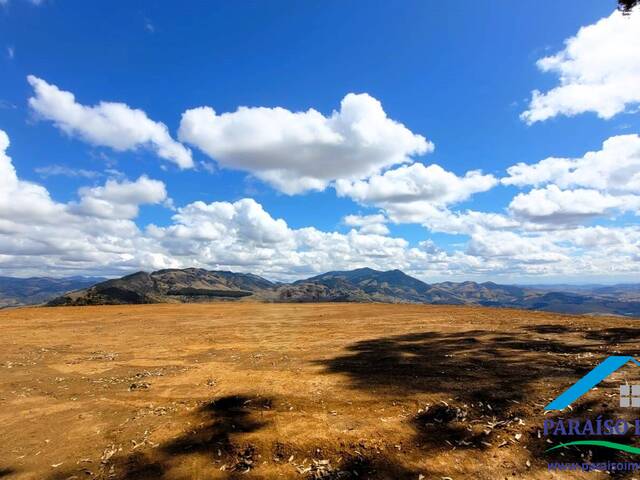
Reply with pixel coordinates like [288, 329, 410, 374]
[336, 162, 497, 206]
[508, 185, 640, 224]
[0, 129, 65, 224]
[502, 134, 640, 225]
[74, 176, 167, 220]
[178, 93, 432, 194]
[503, 134, 640, 193]
[343, 214, 389, 235]
[27, 75, 193, 169]
[521, 8, 640, 124]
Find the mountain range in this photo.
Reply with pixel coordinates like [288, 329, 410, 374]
[14, 267, 635, 317]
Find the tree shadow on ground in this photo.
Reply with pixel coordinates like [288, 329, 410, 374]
[45, 394, 423, 480]
[584, 327, 640, 345]
[47, 394, 272, 480]
[527, 324, 640, 346]
[410, 399, 525, 452]
[316, 324, 640, 475]
[316, 328, 601, 409]
[162, 394, 270, 459]
[45, 395, 419, 480]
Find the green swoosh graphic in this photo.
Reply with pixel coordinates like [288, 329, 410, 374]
[547, 440, 640, 455]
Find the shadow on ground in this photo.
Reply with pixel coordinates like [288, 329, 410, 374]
[47, 394, 272, 480]
[316, 324, 640, 476]
[45, 394, 423, 480]
[41, 323, 640, 480]
[162, 394, 270, 459]
[315, 328, 604, 408]
[528, 324, 640, 346]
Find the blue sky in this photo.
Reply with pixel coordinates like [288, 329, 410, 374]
[0, 0, 639, 283]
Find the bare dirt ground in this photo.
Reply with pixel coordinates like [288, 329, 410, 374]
[1, 303, 640, 480]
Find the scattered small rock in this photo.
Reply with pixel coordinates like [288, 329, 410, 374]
[129, 382, 150, 391]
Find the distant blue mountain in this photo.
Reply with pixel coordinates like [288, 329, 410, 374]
[0, 276, 107, 307]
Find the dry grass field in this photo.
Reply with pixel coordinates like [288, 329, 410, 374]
[1, 303, 640, 479]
